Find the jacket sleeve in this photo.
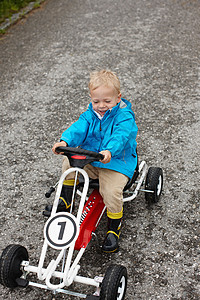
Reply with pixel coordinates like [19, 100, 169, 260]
[104, 113, 138, 157]
[60, 113, 89, 147]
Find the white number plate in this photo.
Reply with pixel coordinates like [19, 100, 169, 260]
[44, 212, 79, 250]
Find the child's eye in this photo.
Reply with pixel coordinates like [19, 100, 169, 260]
[105, 100, 111, 103]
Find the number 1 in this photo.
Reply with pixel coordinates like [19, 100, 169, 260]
[58, 222, 66, 240]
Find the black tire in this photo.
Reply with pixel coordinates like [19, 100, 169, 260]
[0, 244, 28, 288]
[145, 167, 163, 203]
[100, 264, 127, 300]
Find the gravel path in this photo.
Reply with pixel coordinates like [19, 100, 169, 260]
[0, 0, 199, 299]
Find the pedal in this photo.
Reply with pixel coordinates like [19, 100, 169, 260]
[42, 210, 50, 217]
[15, 278, 29, 287]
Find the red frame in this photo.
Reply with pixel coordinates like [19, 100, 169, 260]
[75, 189, 105, 250]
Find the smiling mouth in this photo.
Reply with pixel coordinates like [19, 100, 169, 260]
[98, 110, 107, 115]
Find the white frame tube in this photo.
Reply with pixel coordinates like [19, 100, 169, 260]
[36, 168, 90, 290]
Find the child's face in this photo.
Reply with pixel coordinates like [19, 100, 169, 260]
[90, 85, 121, 117]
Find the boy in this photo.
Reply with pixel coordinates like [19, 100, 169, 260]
[45, 70, 138, 253]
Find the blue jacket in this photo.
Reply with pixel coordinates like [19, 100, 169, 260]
[60, 99, 138, 179]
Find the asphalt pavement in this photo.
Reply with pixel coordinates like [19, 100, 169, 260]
[0, 0, 200, 299]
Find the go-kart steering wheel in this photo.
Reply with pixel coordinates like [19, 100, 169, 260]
[56, 146, 104, 168]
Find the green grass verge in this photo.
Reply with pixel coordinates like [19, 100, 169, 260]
[0, 0, 38, 24]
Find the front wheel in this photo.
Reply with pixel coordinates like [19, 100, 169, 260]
[0, 244, 29, 288]
[145, 167, 163, 203]
[100, 264, 127, 300]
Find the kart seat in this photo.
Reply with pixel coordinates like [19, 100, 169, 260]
[123, 162, 139, 191]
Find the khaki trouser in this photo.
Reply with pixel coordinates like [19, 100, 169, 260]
[62, 157, 128, 215]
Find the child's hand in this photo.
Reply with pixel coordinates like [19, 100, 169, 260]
[52, 141, 67, 154]
[99, 150, 111, 164]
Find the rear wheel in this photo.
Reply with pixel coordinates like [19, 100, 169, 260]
[100, 264, 127, 300]
[0, 244, 28, 288]
[145, 167, 163, 203]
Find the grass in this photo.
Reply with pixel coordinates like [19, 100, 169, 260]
[0, 0, 40, 24]
[0, 28, 6, 33]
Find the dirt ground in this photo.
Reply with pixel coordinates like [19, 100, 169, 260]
[0, 0, 199, 299]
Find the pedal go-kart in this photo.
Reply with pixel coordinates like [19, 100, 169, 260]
[0, 147, 163, 299]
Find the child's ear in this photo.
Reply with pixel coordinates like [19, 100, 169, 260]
[117, 93, 122, 103]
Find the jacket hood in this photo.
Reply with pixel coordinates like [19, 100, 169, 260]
[88, 98, 134, 119]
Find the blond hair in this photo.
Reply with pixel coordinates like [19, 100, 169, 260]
[89, 70, 120, 95]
